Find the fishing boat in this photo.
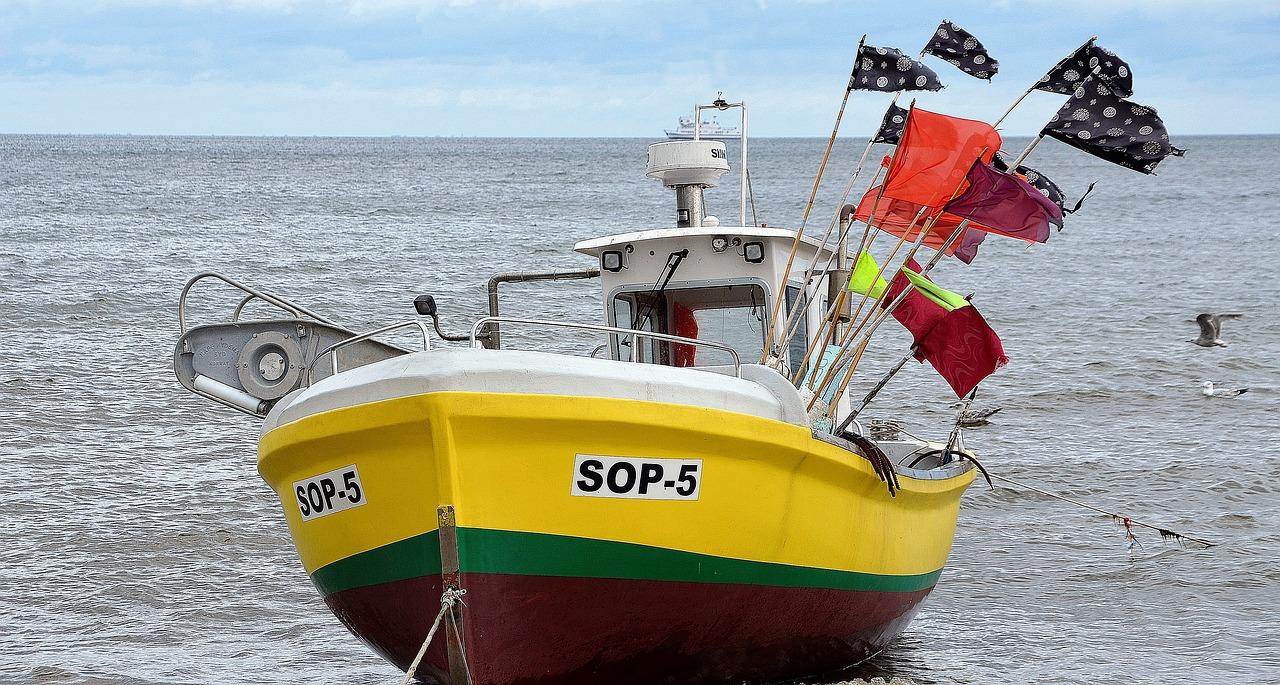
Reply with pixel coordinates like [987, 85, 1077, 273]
[173, 96, 977, 685]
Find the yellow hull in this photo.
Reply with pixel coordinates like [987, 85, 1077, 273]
[260, 391, 973, 580]
[258, 390, 974, 684]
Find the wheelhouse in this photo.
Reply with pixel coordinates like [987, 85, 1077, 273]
[574, 226, 843, 382]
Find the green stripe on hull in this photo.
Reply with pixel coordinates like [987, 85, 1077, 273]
[460, 528, 940, 594]
[311, 528, 940, 597]
[311, 530, 441, 597]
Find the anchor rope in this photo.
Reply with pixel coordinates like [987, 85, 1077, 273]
[399, 587, 468, 685]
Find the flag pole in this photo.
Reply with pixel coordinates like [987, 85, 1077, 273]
[778, 99, 915, 379]
[819, 218, 972, 414]
[763, 33, 867, 363]
[807, 142, 976, 406]
[774, 36, 937, 367]
[806, 212, 935, 407]
[775, 89, 913, 357]
[785, 164, 893, 386]
[805, 205, 926, 391]
[807, 204, 942, 404]
[990, 36, 1095, 129]
[820, 217, 973, 413]
[991, 86, 1035, 129]
[847, 345, 917, 420]
[789, 197, 882, 386]
[1011, 59, 1109, 170]
[1009, 134, 1044, 168]
[773, 133, 883, 360]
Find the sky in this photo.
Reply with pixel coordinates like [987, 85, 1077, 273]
[1, 0, 1278, 136]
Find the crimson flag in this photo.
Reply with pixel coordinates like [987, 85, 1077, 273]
[915, 305, 1008, 398]
[881, 108, 1002, 209]
[880, 259, 947, 344]
[943, 161, 1063, 243]
[854, 186, 987, 264]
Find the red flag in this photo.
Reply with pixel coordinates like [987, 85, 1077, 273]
[881, 259, 947, 344]
[943, 161, 1063, 243]
[854, 186, 988, 264]
[881, 108, 1002, 209]
[915, 305, 1008, 398]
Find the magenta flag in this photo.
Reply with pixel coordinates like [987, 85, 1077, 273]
[943, 161, 1064, 243]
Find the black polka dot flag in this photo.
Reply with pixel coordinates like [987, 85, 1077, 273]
[993, 155, 1066, 212]
[923, 20, 999, 80]
[1040, 76, 1180, 174]
[1037, 39, 1133, 98]
[850, 44, 944, 93]
[873, 103, 910, 144]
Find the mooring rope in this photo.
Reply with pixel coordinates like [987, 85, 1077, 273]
[400, 587, 468, 685]
[987, 473, 1216, 548]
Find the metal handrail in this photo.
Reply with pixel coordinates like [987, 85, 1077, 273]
[179, 271, 341, 333]
[231, 293, 291, 322]
[307, 320, 432, 385]
[467, 316, 741, 378]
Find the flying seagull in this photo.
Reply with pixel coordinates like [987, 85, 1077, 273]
[1190, 313, 1241, 347]
[1202, 381, 1248, 398]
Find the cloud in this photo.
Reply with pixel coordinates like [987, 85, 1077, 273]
[1, 0, 1277, 135]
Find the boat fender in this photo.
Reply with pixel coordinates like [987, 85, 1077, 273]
[193, 374, 266, 414]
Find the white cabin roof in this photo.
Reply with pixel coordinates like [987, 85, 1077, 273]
[574, 226, 838, 258]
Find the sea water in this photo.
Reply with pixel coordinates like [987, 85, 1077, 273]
[2, 134, 1277, 684]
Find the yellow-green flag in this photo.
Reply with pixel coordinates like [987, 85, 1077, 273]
[846, 250, 887, 299]
[901, 268, 970, 311]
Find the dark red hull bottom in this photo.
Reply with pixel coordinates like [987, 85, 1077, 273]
[325, 573, 932, 685]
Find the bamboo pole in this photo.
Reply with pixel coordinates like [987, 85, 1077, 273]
[807, 197, 939, 401]
[774, 41, 932, 368]
[785, 165, 890, 385]
[1009, 134, 1044, 168]
[790, 101, 926, 390]
[991, 85, 1035, 129]
[773, 136, 883, 359]
[806, 214, 935, 408]
[808, 144, 985, 408]
[819, 216, 973, 407]
[778, 46, 937, 365]
[991, 36, 1095, 129]
[772, 89, 914, 354]
[763, 34, 866, 361]
[789, 219, 884, 387]
[847, 345, 917, 420]
[805, 205, 925, 393]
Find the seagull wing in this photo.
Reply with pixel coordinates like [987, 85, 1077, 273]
[1195, 313, 1219, 340]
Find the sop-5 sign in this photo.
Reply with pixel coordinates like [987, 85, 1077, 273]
[572, 455, 702, 501]
[294, 465, 366, 521]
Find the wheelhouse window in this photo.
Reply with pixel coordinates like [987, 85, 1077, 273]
[610, 283, 767, 367]
[786, 284, 810, 383]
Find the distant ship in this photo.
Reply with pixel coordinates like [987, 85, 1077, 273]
[665, 115, 741, 140]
